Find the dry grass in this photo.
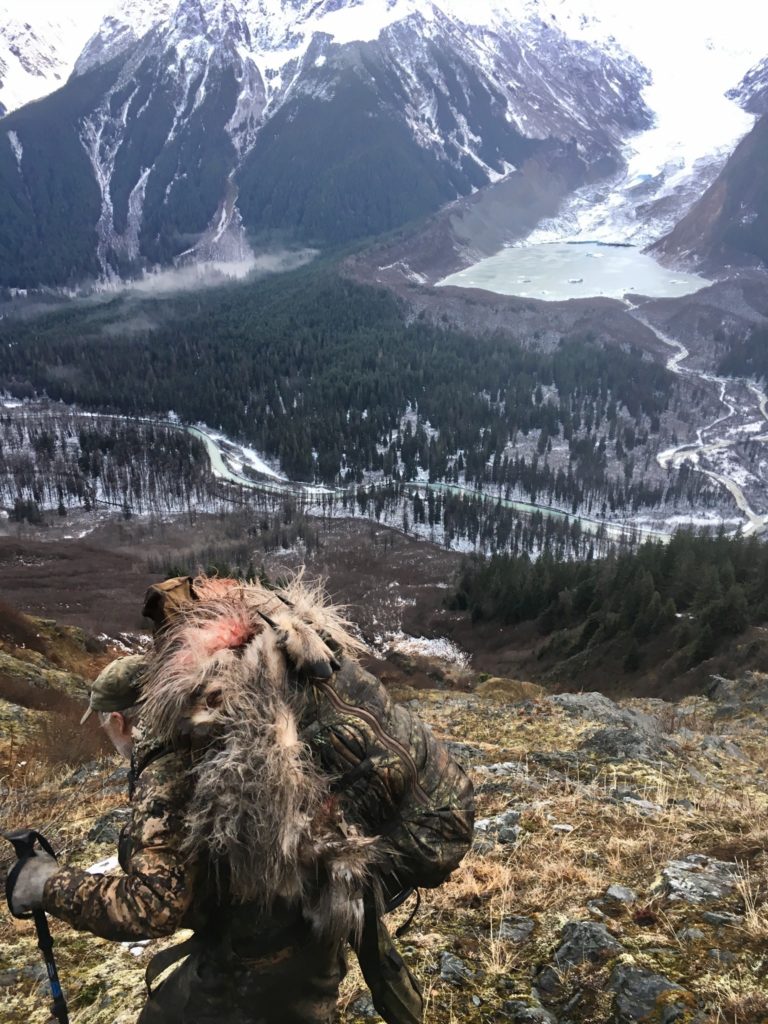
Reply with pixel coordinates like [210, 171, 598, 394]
[735, 864, 768, 942]
[474, 678, 546, 702]
[696, 968, 768, 1024]
[2, 675, 768, 1024]
[397, 686, 768, 1023]
[0, 757, 123, 872]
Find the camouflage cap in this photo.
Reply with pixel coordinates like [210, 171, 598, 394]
[80, 655, 148, 725]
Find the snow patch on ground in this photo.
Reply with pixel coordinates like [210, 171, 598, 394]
[190, 424, 286, 482]
[97, 631, 150, 653]
[382, 629, 471, 668]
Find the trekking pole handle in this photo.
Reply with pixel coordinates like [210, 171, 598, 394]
[3, 829, 70, 1024]
[3, 828, 58, 920]
[4, 828, 57, 860]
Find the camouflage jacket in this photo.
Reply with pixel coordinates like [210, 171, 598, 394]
[42, 742, 197, 942]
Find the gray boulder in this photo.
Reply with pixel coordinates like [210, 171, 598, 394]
[705, 673, 768, 717]
[553, 921, 623, 968]
[616, 794, 664, 816]
[350, 994, 378, 1018]
[499, 916, 535, 943]
[549, 693, 659, 735]
[655, 854, 739, 904]
[700, 735, 749, 764]
[701, 910, 743, 927]
[536, 921, 623, 1009]
[608, 965, 691, 1023]
[475, 808, 523, 847]
[503, 1001, 558, 1023]
[605, 884, 637, 906]
[580, 727, 670, 761]
[0, 965, 47, 988]
[708, 948, 736, 964]
[439, 951, 474, 987]
[446, 740, 488, 766]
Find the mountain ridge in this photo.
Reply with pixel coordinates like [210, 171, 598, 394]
[0, 5, 95, 116]
[1, 1, 766, 290]
[0, 0, 651, 287]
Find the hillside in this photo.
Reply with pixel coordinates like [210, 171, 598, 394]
[0, 593, 766, 1024]
[0, 600, 117, 766]
[651, 115, 768, 273]
[443, 532, 768, 700]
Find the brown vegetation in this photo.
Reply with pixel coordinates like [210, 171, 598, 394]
[2, 665, 767, 1024]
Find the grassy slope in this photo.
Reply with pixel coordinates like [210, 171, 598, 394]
[0, 614, 766, 1024]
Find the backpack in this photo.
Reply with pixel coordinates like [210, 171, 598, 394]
[302, 657, 475, 902]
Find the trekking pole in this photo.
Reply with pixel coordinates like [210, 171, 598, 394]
[3, 829, 70, 1024]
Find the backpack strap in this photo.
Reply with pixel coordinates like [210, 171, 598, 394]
[314, 680, 430, 807]
[391, 888, 421, 937]
[128, 744, 174, 799]
[356, 897, 424, 1024]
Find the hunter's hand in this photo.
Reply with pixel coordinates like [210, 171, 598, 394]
[8, 853, 60, 915]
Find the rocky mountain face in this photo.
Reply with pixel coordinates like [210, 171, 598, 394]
[651, 114, 768, 273]
[728, 55, 768, 116]
[0, 0, 651, 287]
[649, 56, 768, 274]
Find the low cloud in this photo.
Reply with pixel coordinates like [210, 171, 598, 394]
[124, 250, 318, 296]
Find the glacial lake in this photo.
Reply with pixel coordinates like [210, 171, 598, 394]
[437, 242, 712, 302]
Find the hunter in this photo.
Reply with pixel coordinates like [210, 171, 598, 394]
[7, 575, 474, 1024]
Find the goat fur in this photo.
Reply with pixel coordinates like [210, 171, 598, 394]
[141, 575, 372, 942]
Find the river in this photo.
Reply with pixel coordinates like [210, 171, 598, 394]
[641, 320, 768, 537]
[188, 425, 668, 545]
[189, 318, 768, 545]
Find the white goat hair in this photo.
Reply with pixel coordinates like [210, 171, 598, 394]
[140, 574, 373, 942]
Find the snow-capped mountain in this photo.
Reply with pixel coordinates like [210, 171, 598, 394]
[644, 43, 768, 273]
[75, 1, 177, 77]
[0, 0, 655, 287]
[2, 1, 768, 290]
[0, 3, 100, 116]
[516, 3, 768, 249]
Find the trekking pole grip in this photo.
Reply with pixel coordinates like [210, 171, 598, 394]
[3, 829, 70, 1024]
